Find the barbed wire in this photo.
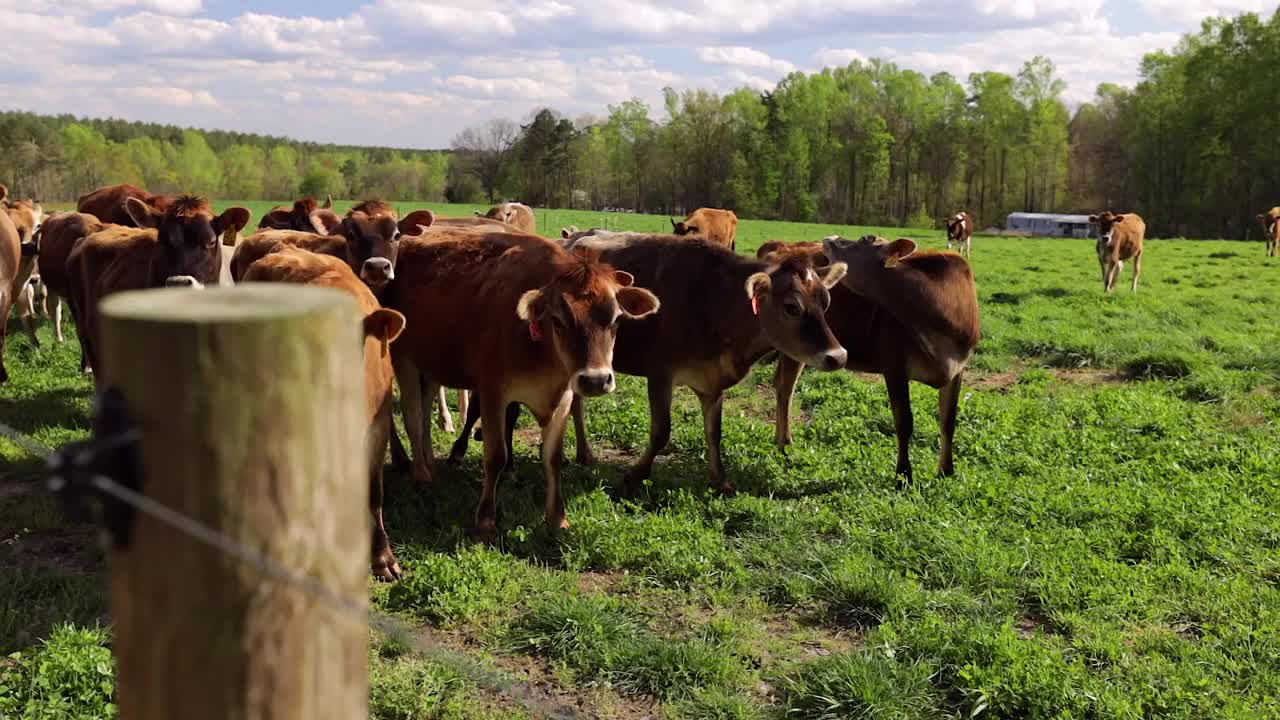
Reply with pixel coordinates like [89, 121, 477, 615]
[0, 419, 591, 720]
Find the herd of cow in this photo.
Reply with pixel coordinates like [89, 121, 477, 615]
[0, 182, 1266, 581]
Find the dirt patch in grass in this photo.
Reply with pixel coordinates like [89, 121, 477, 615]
[1, 527, 102, 576]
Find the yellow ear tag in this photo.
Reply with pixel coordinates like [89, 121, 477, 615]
[883, 256, 900, 269]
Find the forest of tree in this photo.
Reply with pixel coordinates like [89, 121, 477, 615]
[1, 10, 1275, 238]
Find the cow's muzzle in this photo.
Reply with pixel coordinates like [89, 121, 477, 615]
[165, 275, 205, 289]
[361, 258, 394, 290]
[573, 368, 616, 398]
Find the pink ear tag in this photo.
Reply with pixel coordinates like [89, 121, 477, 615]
[751, 294, 761, 316]
[529, 321, 544, 342]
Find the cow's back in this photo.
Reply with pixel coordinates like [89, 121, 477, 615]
[77, 184, 149, 226]
[1114, 214, 1146, 260]
[231, 230, 351, 281]
[686, 208, 738, 250]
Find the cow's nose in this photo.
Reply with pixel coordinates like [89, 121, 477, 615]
[819, 348, 848, 371]
[361, 258, 394, 285]
[165, 275, 204, 289]
[574, 368, 616, 397]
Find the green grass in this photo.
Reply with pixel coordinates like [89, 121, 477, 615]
[4, 204, 1280, 718]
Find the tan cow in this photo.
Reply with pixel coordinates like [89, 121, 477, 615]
[77, 184, 174, 227]
[67, 196, 251, 381]
[385, 229, 659, 541]
[671, 208, 739, 251]
[37, 213, 108, 359]
[1089, 211, 1146, 293]
[760, 237, 980, 483]
[1257, 208, 1280, 258]
[242, 247, 406, 580]
[258, 196, 341, 234]
[0, 202, 38, 384]
[478, 202, 536, 233]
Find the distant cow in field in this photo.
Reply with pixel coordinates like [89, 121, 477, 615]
[37, 212, 107, 353]
[1089, 211, 1145, 293]
[0, 201, 39, 384]
[565, 234, 847, 496]
[477, 202, 536, 234]
[76, 184, 174, 227]
[258, 196, 341, 234]
[1257, 208, 1280, 257]
[67, 195, 251, 381]
[242, 246, 406, 581]
[945, 212, 973, 256]
[385, 229, 659, 541]
[758, 236, 980, 484]
[671, 208, 738, 251]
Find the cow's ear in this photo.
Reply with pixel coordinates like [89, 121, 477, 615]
[745, 272, 771, 301]
[819, 261, 847, 289]
[214, 207, 251, 234]
[516, 289, 545, 321]
[125, 197, 161, 228]
[398, 210, 434, 236]
[613, 270, 635, 287]
[263, 209, 291, 228]
[308, 210, 341, 235]
[881, 238, 916, 267]
[1258, 214, 1266, 223]
[617, 286, 659, 320]
[0, 184, 8, 204]
[363, 308, 405, 343]
[1112, 214, 1126, 223]
[1088, 215, 1099, 223]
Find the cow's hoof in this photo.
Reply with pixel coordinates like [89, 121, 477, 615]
[373, 555, 402, 582]
[711, 482, 737, 498]
[469, 525, 498, 545]
[412, 465, 436, 487]
[546, 513, 570, 531]
[576, 449, 597, 466]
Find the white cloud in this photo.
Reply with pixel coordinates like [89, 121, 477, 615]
[0, 0, 201, 15]
[117, 86, 218, 108]
[813, 47, 868, 69]
[698, 46, 796, 74]
[1139, 0, 1274, 25]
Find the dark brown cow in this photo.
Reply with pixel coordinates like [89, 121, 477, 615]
[1257, 207, 1280, 258]
[1089, 211, 1145, 293]
[945, 211, 973, 256]
[478, 202, 536, 234]
[0, 203, 38, 384]
[759, 236, 980, 484]
[242, 247, 407, 580]
[671, 208, 739, 251]
[258, 197, 341, 234]
[567, 235, 847, 496]
[76, 184, 174, 227]
[67, 195, 251, 381]
[386, 229, 659, 541]
[37, 212, 108, 355]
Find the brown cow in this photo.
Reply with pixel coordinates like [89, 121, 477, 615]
[257, 197, 341, 234]
[67, 195, 251, 380]
[37, 212, 108, 355]
[759, 236, 980, 484]
[242, 247, 406, 580]
[0, 204, 38, 384]
[231, 212, 409, 292]
[2, 186, 45, 244]
[566, 234, 847, 496]
[671, 208, 739, 251]
[1257, 208, 1280, 258]
[478, 202, 536, 233]
[385, 229, 659, 541]
[945, 211, 973, 256]
[1089, 211, 1145, 293]
[433, 216, 519, 232]
[76, 184, 174, 227]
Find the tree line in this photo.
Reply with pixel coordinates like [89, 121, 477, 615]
[2, 9, 1274, 238]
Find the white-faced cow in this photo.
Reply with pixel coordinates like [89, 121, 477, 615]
[1257, 208, 1280, 258]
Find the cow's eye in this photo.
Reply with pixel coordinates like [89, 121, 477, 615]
[784, 301, 802, 317]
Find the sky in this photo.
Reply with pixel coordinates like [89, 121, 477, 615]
[0, 0, 1273, 149]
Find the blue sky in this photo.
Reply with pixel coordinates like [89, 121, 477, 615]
[0, 0, 1271, 149]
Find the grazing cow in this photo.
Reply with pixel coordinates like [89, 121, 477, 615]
[385, 229, 660, 541]
[1257, 208, 1280, 258]
[945, 212, 973, 256]
[0, 207, 38, 384]
[1089, 211, 1146, 293]
[242, 247, 407, 580]
[67, 195, 251, 381]
[565, 235, 847, 496]
[76, 184, 174, 227]
[671, 208, 739, 251]
[759, 237, 980, 484]
[258, 197, 341, 235]
[478, 202, 536, 233]
[37, 212, 107, 352]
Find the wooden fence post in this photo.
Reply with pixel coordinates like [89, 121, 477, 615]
[99, 284, 369, 720]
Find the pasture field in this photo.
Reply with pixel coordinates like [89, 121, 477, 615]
[3, 204, 1280, 718]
